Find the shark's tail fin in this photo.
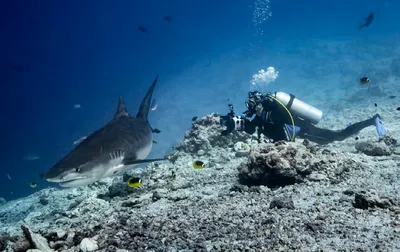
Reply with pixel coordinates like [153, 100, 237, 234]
[137, 75, 158, 120]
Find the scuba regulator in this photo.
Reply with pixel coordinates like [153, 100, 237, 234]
[244, 91, 271, 117]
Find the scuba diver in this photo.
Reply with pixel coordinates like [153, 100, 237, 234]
[219, 91, 387, 144]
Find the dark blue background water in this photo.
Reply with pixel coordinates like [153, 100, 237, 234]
[0, 0, 396, 200]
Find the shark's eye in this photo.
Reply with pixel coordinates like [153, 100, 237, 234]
[76, 167, 81, 173]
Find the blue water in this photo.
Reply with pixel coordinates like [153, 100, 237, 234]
[0, 0, 397, 200]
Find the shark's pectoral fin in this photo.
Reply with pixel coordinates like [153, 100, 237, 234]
[123, 155, 171, 165]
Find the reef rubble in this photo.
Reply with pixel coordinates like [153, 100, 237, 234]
[1, 113, 400, 251]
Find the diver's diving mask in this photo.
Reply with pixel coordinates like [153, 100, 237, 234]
[245, 91, 263, 114]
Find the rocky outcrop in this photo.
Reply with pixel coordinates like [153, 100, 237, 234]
[21, 225, 52, 251]
[238, 140, 363, 187]
[354, 190, 396, 210]
[355, 135, 397, 156]
[2, 225, 52, 252]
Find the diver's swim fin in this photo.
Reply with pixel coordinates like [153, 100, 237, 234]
[375, 115, 387, 137]
[123, 155, 171, 165]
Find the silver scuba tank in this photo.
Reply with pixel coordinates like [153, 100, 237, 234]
[274, 92, 323, 124]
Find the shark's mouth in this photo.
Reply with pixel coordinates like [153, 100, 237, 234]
[58, 178, 82, 183]
[47, 162, 114, 187]
[46, 176, 94, 188]
[58, 177, 97, 187]
[46, 176, 85, 183]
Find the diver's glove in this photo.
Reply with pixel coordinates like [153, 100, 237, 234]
[220, 115, 246, 135]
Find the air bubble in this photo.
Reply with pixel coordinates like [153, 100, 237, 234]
[252, 0, 272, 35]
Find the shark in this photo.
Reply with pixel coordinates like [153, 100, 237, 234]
[43, 75, 167, 187]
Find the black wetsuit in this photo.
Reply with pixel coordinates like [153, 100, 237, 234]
[242, 99, 377, 144]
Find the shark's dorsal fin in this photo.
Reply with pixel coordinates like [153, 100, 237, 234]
[137, 75, 158, 120]
[114, 97, 130, 119]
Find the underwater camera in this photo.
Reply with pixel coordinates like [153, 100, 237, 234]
[220, 103, 236, 135]
[220, 103, 234, 126]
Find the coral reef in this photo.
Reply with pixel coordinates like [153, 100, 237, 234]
[1, 114, 400, 251]
[175, 113, 254, 155]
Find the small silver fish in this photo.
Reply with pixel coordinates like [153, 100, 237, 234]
[73, 136, 87, 145]
[7, 173, 11, 180]
[150, 98, 158, 111]
[73, 104, 81, 109]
